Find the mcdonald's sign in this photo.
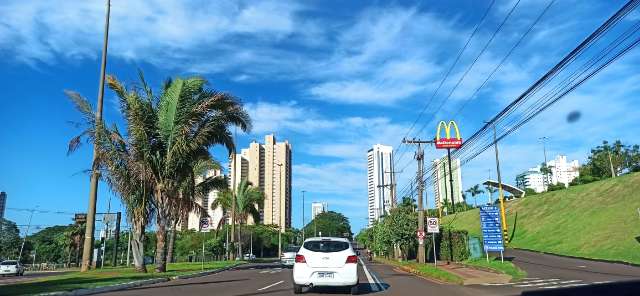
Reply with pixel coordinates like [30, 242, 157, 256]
[435, 120, 462, 149]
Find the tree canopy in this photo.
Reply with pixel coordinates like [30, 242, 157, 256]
[304, 211, 352, 239]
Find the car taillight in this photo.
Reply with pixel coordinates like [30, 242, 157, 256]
[346, 255, 358, 264]
[295, 254, 306, 263]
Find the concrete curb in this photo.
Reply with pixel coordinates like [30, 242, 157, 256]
[512, 248, 640, 268]
[169, 263, 243, 280]
[37, 263, 245, 296]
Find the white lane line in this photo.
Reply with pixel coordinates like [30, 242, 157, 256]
[593, 281, 612, 284]
[259, 270, 270, 274]
[369, 268, 387, 291]
[257, 280, 284, 291]
[542, 283, 588, 289]
[359, 258, 380, 292]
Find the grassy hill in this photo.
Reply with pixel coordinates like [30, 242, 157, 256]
[443, 172, 640, 265]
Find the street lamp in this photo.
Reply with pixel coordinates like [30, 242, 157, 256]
[275, 162, 284, 258]
[301, 190, 306, 242]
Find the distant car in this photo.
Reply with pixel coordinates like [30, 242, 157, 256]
[281, 245, 300, 267]
[243, 253, 256, 260]
[292, 238, 358, 294]
[0, 260, 25, 276]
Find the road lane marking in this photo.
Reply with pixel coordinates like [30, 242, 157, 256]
[523, 277, 540, 280]
[257, 280, 284, 291]
[593, 281, 612, 284]
[259, 270, 270, 273]
[359, 258, 380, 292]
[369, 268, 387, 291]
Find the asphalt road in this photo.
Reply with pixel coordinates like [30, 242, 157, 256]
[96, 250, 640, 296]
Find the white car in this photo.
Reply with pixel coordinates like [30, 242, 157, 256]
[281, 246, 300, 267]
[0, 260, 25, 276]
[243, 253, 256, 261]
[292, 237, 359, 294]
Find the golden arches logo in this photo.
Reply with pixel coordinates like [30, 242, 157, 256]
[435, 120, 462, 149]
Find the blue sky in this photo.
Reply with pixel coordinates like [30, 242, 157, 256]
[1, 0, 640, 234]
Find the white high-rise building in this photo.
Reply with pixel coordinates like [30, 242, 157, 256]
[311, 202, 328, 220]
[516, 167, 546, 193]
[185, 169, 226, 231]
[547, 155, 580, 186]
[367, 144, 394, 228]
[516, 155, 580, 192]
[432, 156, 463, 210]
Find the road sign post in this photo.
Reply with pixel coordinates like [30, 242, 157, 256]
[200, 218, 211, 270]
[426, 218, 439, 266]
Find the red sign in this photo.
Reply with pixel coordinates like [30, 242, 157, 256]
[416, 230, 426, 239]
[435, 121, 463, 149]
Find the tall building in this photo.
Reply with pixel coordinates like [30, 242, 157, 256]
[311, 202, 328, 220]
[516, 168, 545, 193]
[547, 155, 580, 186]
[230, 134, 292, 231]
[516, 155, 579, 192]
[432, 156, 463, 210]
[0, 192, 6, 219]
[185, 169, 226, 231]
[367, 144, 394, 228]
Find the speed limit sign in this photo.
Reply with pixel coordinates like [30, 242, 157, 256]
[427, 218, 439, 233]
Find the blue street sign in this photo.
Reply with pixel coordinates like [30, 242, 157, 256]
[479, 206, 504, 252]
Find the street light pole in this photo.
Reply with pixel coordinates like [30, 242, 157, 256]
[276, 163, 283, 258]
[539, 137, 549, 190]
[301, 190, 306, 241]
[18, 208, 36, 262]
[81, 0, 111, 272]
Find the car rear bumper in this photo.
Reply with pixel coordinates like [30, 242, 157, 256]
[0, 269, 17, 275]
[293, 264, 358, 287]
[281, 258, 295, 266]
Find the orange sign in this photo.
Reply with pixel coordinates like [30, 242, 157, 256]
[435, 120, 462, 149]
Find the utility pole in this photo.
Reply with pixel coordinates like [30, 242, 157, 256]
[446, 148, 456, 214]
[487, 122, 509, 243]
[403, 138, 433, 264]
[81, 0, 111, 272]
[301, 190, 306, 241]
[112, 212, 121, 267]
[18, 208, 36, 262]
[126, 225, 131, 266]
[539, 137, 549, 189]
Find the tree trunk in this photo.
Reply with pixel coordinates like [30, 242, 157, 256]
[166, 221, 177, 264]
[131, 219, 147, 273]
[154, 209, 169, 272]
[237, 223, 242, 259]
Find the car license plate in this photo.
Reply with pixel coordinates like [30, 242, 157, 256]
[318, 272, 334, 279]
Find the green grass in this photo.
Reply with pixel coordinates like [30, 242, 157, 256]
[2, 261, 241, 296]
[443, 172, 640, 265]
[463, 258, 527, 281]
[375, 258, 463, 284]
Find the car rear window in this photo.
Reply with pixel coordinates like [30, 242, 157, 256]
[285, 246, 300, 252]
[1, 261, 17, 265]
[303, 240, 349, 253]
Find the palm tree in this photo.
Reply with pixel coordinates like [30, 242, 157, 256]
[466, 184, 484, 208]
[106, 74, 251, 272]
[67, 90, 154, 273]
[460, 192, 468, 211]
[485, 185, 497, 204]
[213, 180, 263, 258]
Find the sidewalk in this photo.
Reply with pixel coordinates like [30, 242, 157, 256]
[438, 263, 511, 285]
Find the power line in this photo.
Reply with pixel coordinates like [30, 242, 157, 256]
[7, 207, 77, 216]
[397, 0, 640, 202]
[392, 0, 497, 167]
